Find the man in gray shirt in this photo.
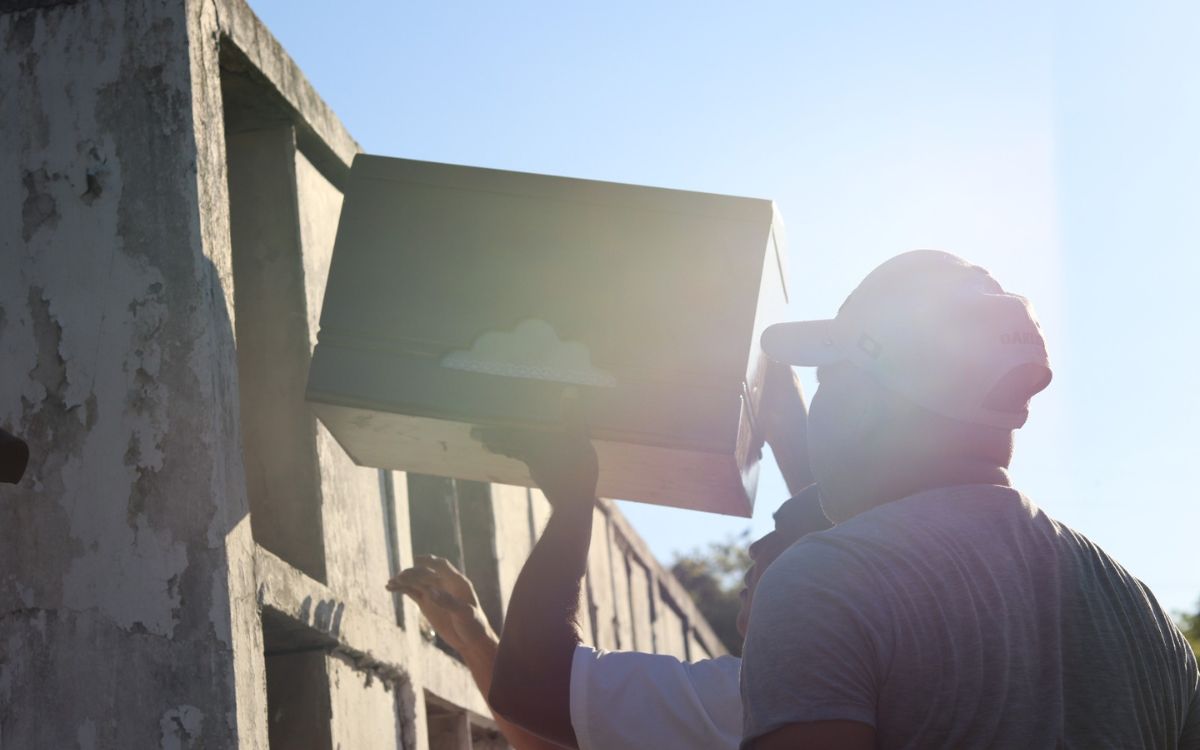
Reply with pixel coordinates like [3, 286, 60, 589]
[741, 250, 1200, 749]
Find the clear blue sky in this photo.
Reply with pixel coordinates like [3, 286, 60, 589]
[247, 0, 1200, 616]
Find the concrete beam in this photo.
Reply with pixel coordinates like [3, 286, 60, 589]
[255, 543, 495, 727]
[213, 0, 359, 182]
[256, 544, 408, 683]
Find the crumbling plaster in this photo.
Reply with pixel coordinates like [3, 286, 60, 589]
[0, 0, 264, 746]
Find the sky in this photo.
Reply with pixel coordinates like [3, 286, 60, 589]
[246, 0, 1200, 615]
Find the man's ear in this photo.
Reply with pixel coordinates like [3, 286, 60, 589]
[842, 377, 886, 436]
[851, 377, 905, 450]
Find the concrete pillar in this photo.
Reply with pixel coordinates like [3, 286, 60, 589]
[0, 0, 267, 746]
[489, 484, 538, 619]
[292, 144, 400, 625]
[585, 508, 619, 651]
[227, 125, 328, 583]
[409, 474, 466, 571]
[457, 481, 504, 634]
[626, 556, 656, 653]
[606, 519, 636, 651]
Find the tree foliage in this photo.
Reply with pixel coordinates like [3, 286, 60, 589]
[670, 531, 752, 656]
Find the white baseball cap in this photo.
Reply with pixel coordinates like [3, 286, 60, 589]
[761, 250, 1052, 429]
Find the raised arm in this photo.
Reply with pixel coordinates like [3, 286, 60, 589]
[482, 416, 598, 748]
[388, 555, 566, 750]
[760, 360, 814, 496]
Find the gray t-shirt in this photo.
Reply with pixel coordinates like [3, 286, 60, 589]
[741, 484, 1200, 749]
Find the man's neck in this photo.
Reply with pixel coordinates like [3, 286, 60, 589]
[857, 457, 1011, 516]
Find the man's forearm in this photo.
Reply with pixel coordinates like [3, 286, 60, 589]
[763, 365, 814, 495]
[489, 498, 594, 748]
[457, 635, 567, 750]
[457, 632, 500, 699]
[771, 427, 814, 496]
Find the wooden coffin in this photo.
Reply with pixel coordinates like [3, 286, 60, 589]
[306, 155, 788, 517]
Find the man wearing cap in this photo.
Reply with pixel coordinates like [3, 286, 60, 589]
[741, 250, 1199, 749]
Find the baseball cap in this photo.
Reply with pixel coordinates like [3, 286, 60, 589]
[761, 250, 1052, 429]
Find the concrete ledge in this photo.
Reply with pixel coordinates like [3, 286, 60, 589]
[214, 0, 360, 181]
[255, 544, 409, 683]
[254, 543, 495, 718]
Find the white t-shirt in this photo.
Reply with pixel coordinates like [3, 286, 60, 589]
[570, 645, 742, 750]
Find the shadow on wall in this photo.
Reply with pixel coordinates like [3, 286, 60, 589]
[0, 427, 28, 484]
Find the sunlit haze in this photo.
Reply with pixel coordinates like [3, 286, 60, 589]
[247, 1, 1200, 615]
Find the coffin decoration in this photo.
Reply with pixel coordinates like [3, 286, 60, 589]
[306, 155, 788, 516]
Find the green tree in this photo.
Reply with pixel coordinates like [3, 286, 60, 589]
[670, 531, 752, 656]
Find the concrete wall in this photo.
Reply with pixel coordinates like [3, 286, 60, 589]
[0, 0, 727, 747]
[0, 0, 267, 746]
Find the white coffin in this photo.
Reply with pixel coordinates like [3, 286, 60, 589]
[306, 155, 788, 517]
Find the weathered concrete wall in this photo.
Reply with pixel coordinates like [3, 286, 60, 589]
[605, 515, 636, 651]
[0, 0, 730, 747]
[294, 142, 399, 625]
[626, 555, 656, 652]
[490, 484, 537, 617]
[228, 125, 328, 583]
[586, 509, 619, 651]
[0, 0, 266, 746]
[294, 135, 425, 747]
[328, 651, 404, 749]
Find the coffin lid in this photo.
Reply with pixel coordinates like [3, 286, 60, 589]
[318, 155, 786, 391]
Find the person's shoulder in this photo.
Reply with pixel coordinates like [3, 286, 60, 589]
[770, 492, 933, 568]
[575, 644, 739, 683]
[683, 654, 741, 681]
[827, 483, 1036, 546]
[570, 648, 744, 750]
[759, 528, 880, 599]
[761, 485, 1023, 590]
[1031, 501, 1150, 585]
[1045, 512, 1183, 617]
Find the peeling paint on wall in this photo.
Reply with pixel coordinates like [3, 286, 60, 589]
[0, 0, 252, 746]
[159, 705, 205, 750]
